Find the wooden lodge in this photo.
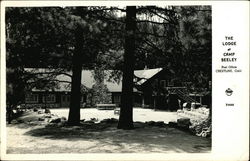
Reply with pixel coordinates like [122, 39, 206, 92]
[23, 68, 211, 111]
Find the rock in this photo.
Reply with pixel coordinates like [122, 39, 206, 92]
[90, 118, 98, 122]
[168, 121, 177, 127]
[177, 118, 191, 128]
[84, 120, 95, 124]
[177, 109, 184, 113]
[33, 108, 38, 112]
[110, 118, 118, 123]
[45, 108, 51, 114]
[100, 119, 109, 123]
[100, 118, 118, 124]
[145, 121, 166, 127]
[38, 111, 43, 114]
[61, 117, 67, 121]
[17, 119, 24, 123]
[145, 121, 155, 126]
[134, 121, 145, 128]
[44, 115, 52, 118]
[57, 122, 66, 127]
[50, 118, 61, 123]
[38, 117, 45, 121]
[154, 121, 166, 127]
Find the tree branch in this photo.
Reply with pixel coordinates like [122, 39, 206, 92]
[49, 80, 72, 84]
[136, 20, 168, 25]
[94, 15, 124, 23]
[136, 31, 167, 38]
[136, 6, 175, 14]
[147, 9, 170, 22]
[27, 71, 72, 78]
[27, 79, 71, 85]
[141, 38, 163, 52]
[90, 7, 126, 12]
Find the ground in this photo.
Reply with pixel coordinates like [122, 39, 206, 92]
[6, 108, 211, 153]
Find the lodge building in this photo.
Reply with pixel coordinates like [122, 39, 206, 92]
[23, 68, 211, 111]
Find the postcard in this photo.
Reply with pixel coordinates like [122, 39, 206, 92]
[0, 1, 249, 161]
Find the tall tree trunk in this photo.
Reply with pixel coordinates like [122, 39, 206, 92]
[117, 6, 136, 130]
[68, 25, 84, 125]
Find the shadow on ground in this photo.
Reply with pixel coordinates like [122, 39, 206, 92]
[18, 121, 211, 153]
[6, 111, 211, 153]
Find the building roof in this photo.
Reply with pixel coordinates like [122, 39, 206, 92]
[134, 68, 163, 85]
[25, 68, 162, 93]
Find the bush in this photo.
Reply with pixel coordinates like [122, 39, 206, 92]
[190, 117, 211, 137]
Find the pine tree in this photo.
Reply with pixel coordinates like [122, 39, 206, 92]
[117, 6, 136, 129]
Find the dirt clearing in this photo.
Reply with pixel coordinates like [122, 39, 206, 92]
[6, 109, 211, 153]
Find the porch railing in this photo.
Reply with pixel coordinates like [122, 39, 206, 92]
[166, 87, 197, 103]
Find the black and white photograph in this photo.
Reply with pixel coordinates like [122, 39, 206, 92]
[4, 4, 212, 154]
[0, 1, 249, 161]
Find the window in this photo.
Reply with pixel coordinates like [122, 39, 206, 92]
[113, 95, 121, 104]
[160, 80, 166, 87]
[43, 94, 56, 103]
[62, 95, 70, 102]
[25, 94, 39, 103]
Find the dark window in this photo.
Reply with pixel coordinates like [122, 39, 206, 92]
[113, 95, 121, 104]
[25, 94, 39, 103]
[43, 94, 56, 103]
